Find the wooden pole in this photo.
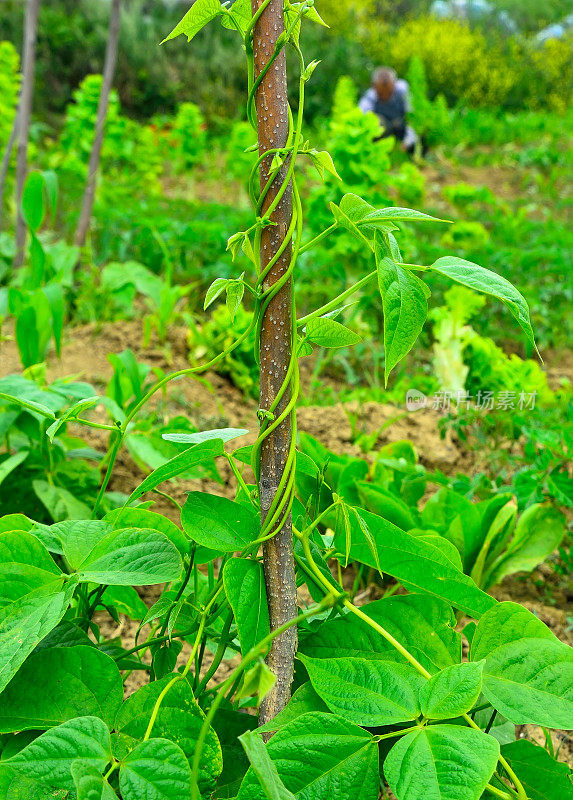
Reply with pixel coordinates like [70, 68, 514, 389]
[0, 114, 19, 230]
[74, 0, 122, 248]
[251, 0, 297, 724]
[14, 0, 41, 267]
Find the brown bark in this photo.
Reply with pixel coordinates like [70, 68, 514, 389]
[251, 0, 297, 725]
[14, 0, 41, 267]
[74, 0, 121, 248]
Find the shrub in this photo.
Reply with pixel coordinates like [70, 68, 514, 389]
[406, 55, 450, 145]
[527, 34, 573, 114]
[56, 74, 162, 218]
[171, 102, 207, 170]
[0, 40, 19, 149]
[323, 75, 393, 187]
[368, 17, 517, 108]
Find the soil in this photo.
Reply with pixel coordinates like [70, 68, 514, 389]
[1, 319, 571, 767]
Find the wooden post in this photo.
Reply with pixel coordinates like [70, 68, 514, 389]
[0, 114, 19, 230]
[74, 0, 122, 248]
[14, 0, 41, 267]
[251, 0, 297, 724]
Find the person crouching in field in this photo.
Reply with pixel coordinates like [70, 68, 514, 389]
[359, 66, 422, 154]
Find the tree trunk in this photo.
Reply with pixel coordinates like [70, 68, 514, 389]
[251, 0, 297, 725]
[74, 0, 121, 248]
[0, 113, 19, 231]
[14, 0, 41, 267]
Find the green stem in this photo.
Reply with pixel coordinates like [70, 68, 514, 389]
[297, 270, 377, 326]
[298, 223, 338, 254]
[374, 724, 423, 743]
[486, 784, 516, 800]
[196, 609, 234, 695]
[91, 316, 258, 517]
[189, 595, 337, 800]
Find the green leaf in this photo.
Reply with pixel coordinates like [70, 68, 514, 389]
[221, 0, 251, 32]
[238, 661, 276, 706]
[0, 580, 75, 694]
[256, 683, 329, 734]
[162, 0, 223, 43]
[377, 256, 428, 383]
[407, 529, 463, 571]
[41, 170, 58, 218]
[33, 480, 92, 521]
[355, 482, 415, 531]
[419, 661, 484, 720]
[71, 760, 117, 800]
[36, 520, 111, 566]
[481, 637, 573, 728]
[498, 739, 573, 800]
[302, 4, 328, 26]
[0, 531, 61, 606]
[163, 427, 248, 445]
[305, 317, 361, 348]
[127, 439, 224, 504]
[6, 716, 112, 792]
[78, 528, 182, 586]
[35, 620, 93, 651]
[470, 501, 516, 589]
[223, 558, 269, 656]
[300, 594, 461, 675]
[105, 507, 189, 558]
[211, 708, 257, 795]
[329, 195, 380, 248]
[237, 712, 379, 800]
[430, 256, 538, 354]
[339, 193, 375, 220]
[101, 585, 148, 620]
[361, 207, 447, 225]
[181, 492, 259, 552]
[332, 508, 495, 617]
[471, 601, 556, 661]
[384, 724, 499, 800]
[484, 504, 566, 589]
[421, 487, 481, 571]
[46, 397, 99, 443]
[226, 280, 245, 321]
[309, 150, 341, 182]
[0, 645, 123, 732]
[299, 654, 424, 726]
[0, 514, 34, 534]
[0, 765, 67, 800]
[0, 451, 29, 489]
[239, 731, 296, 800]
[115, 674, 222, 793]
[119, 738, 192, 800]
[42, 283, 64, 356]
[204, 277, 229, 309]
[21, 172, 46, 232]
[0, 391, 56, 419]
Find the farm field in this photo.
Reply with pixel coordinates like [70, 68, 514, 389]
[0, 1, 571, 799]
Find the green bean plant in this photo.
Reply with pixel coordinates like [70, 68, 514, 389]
[2, 170, 65, 369]
[0, 2, 571, 800]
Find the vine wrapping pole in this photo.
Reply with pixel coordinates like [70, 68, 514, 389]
[251, 0, 298, 723]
